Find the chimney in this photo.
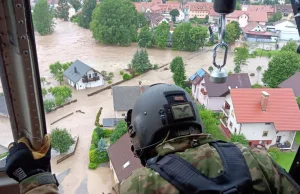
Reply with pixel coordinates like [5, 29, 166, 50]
[260, 91, 270, 111]
[74, 67, 77, 73]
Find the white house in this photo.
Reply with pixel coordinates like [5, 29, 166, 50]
[242, 22, 279, 42]
[63, 60, 104, 90]
[221, 88, 300, 149]
[192, 73, 251, 111]
[112, 85, 149, 118]
[274, 20, 300, 41]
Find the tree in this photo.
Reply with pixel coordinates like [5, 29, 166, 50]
[69, 0, 82, 12]
[110, 121, 127, 144]
[48, 85, 72, 106]
[234, 65, 241, 73]
[297, 97, 300, 109]
[281, 41, 297, 52]
[43, 100, 55, 112]
[79, 0, 96, 29]
[256, 66, 262, 84]
[51, 128, 74, 154]
[263, 51, 300, 88]
[170, 9, 180, 23]
[138, 26, 152, 48]
[32, 0, 55, 35]
[153, 22, 170, 49]
[137, 12, 148, 28]
[49, 61, 71, 85]
[230, 134, 248, 146]
[224, 22, 239, 45]
[56, 0, 70, 21]
[172, 57, 186, 87]
[172, 23, 208, 51]
[170, 56, 184, 73]
[208, 66, 214, 73]
[131, 49, 152, 74]
[269, 11, 282, 22]
[231, 21, 241, 39]
[97, 138, 107, 152]
[234, 46, 249, 67]
[252, 84, 263, 88]
[42, 88, 48, 97]
[236, 1, 241, 10]
[90, 0, 138, 46]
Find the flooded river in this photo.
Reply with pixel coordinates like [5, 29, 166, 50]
[0, 19, 271, 194]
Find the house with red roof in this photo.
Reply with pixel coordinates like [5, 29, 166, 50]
[241, 22, 279, 42]
[209, 10, 268, 28]
[188, 2, 213, 19]
[221, 88, 300, 149]
[191, 72, 251, 111]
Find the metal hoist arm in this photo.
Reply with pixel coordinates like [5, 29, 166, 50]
[0, 0, 47, 150]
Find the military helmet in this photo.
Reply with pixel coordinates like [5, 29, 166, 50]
[126, 84, 204, 161]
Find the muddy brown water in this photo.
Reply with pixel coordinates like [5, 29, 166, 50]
[0, 19, 270, 193]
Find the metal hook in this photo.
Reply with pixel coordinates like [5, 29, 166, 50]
[212, 42, 228, 69]
[218, 14, 226, 43]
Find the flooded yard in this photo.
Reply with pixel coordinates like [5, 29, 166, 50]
[0, 19, 271, 194]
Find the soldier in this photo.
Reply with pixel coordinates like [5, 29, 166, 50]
[4, 84, 300, 194]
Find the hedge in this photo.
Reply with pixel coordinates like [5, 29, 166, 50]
[88, 162, 99, 169]
[89, 149, 109, 165]
[94, 107, 103, 127]
[103, 129, 113, 138]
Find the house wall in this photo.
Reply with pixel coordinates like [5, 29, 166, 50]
[250, 25, 265, 32]
[69, 69, 104, 90]
[271, 131, 296, 145]
[176, 9, 185, 21]
[275, 21, 300, 41]
[110, 160, 119, 184]
[207, 97, 225, 111]
[238, 14, 249, 28]
[240, 123, 276, 142]
[116, 111, 127, 118]
[196, 79, 209, 107]
[189, 10, 210, 19]
[209, 16, 219, 24]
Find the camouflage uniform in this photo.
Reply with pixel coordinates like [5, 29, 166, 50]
[114, 134, 300, 194]
[20, 134, 299, 194]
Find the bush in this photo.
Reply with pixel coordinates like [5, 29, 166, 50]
[228, 70, 233, 75]
[103, 129, 113, 138]
[90, 144, 96, 151]
[110, 121, 128, 144]
[153, 64, 159, 70]
[91, 130, 100, 148]
[108, 80, 112, 84]
[230, 134, 248, 146]
[120, 70, 124, 75]
[252, 84, 263, 88]
[88, 162, 98, 169]
[89, 149, 109, 165]
[268, 152, 278, 160]
[51, 128, 74, 154]
[44, 100, 55, 113]
[94, 107, 102, 127]
[250, 73, 255, 76]
[109, 72, 114, 77]
[123, 73, 132, 80]
[100, 70, 107, 76]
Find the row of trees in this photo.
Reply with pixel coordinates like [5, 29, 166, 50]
[49, 61, 72, 84]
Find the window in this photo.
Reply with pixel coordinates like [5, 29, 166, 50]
[94, 72, 97, 77]
[234, 128, 237, 134]
[88, 74, 92, 78]
[123, 161, 130, 169]
[122, 113, 126, 116]
[262, 131, 268, 137]
[265, 123, 271, 125]
[229, 122, 233, 128]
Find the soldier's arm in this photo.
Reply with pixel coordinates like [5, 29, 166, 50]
[19, 172, 59, 194]
[250, 148, 300, 194]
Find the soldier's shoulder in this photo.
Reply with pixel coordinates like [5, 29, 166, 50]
[120, 166, 179, 194]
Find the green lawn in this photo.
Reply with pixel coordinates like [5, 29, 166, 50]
[275, 152, 296, 172]
[295, 132, 300, 145]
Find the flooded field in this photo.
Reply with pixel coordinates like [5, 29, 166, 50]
[0, 19, 271, 194]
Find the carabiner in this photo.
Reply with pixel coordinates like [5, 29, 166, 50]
[212, 42, 228, 69]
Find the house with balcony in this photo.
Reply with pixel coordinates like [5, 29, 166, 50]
[63, 60, 104, 90]
[221, 88, 300, 149]
[192, 73, 251, 111]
